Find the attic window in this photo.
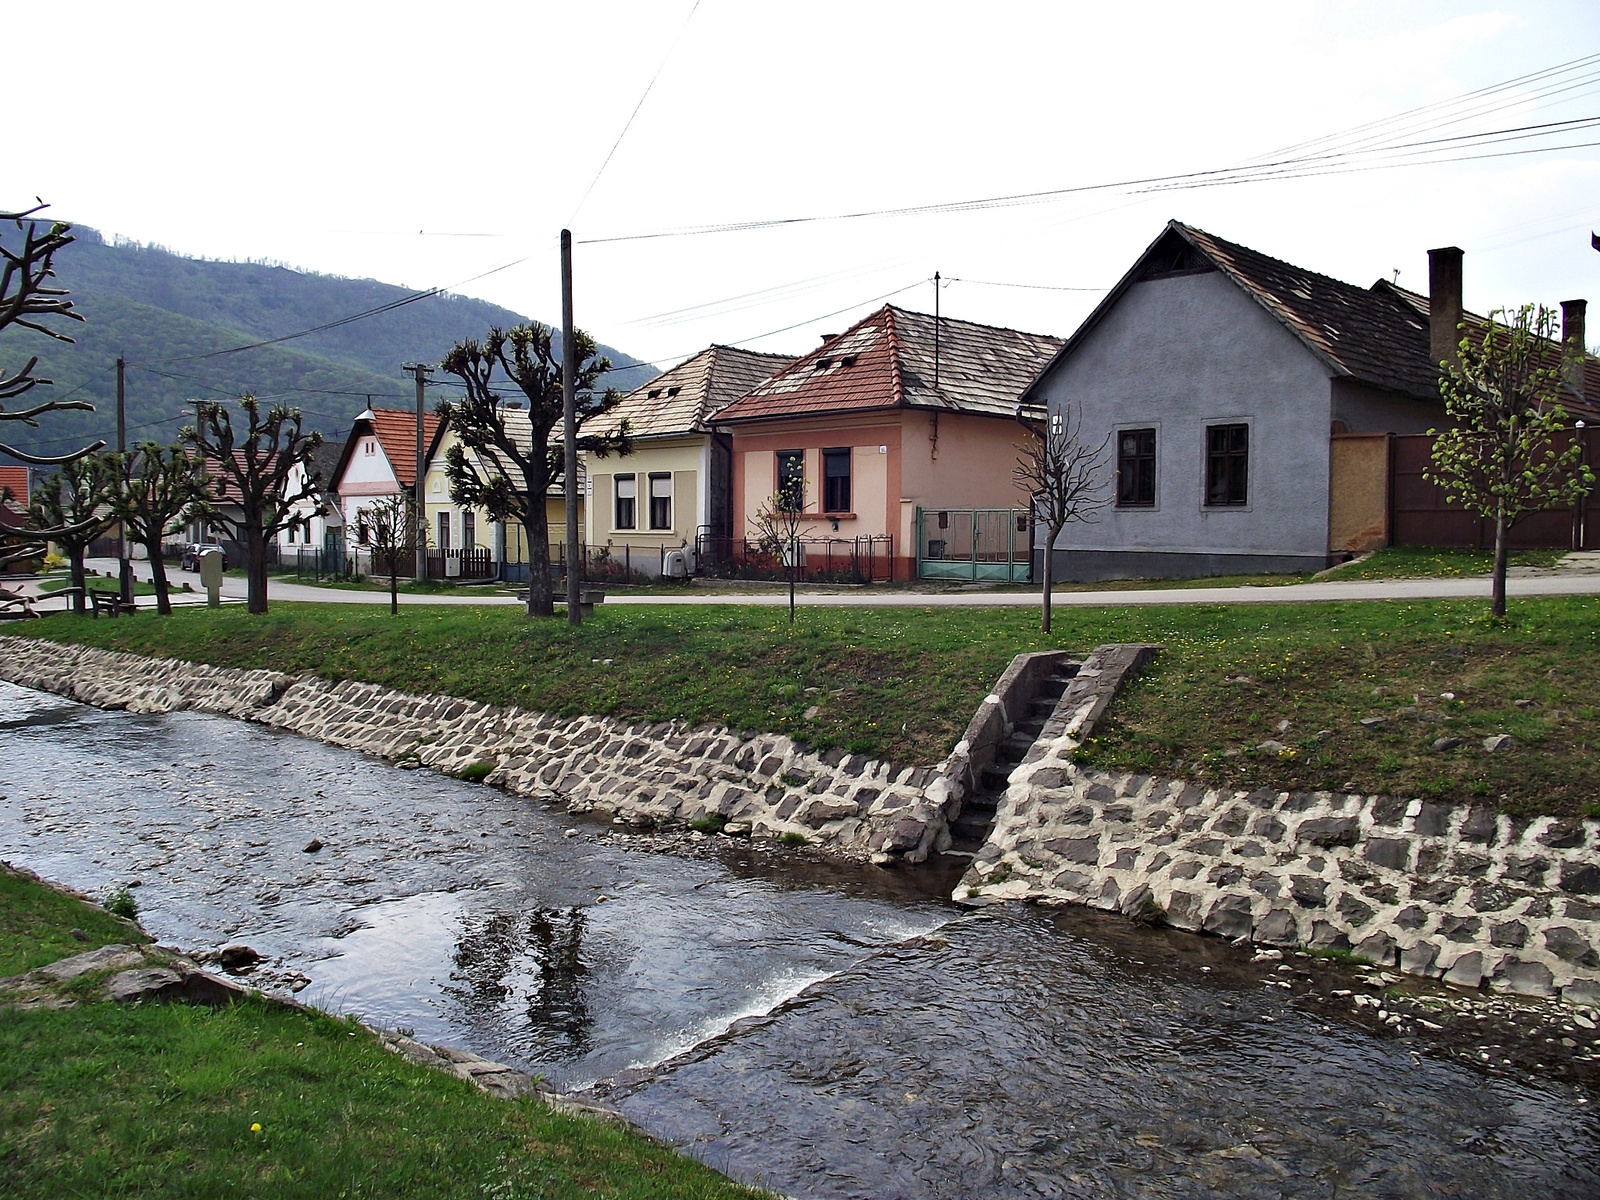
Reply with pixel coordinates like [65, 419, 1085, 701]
[667, 386, 681, 397]
[841, 355, 857, 367]
[648, 389, 662, 399]
[1139, 237, 1216, 281]
[815, 358, 833, 370]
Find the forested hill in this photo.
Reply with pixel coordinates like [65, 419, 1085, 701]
[0, 226, 657, 464]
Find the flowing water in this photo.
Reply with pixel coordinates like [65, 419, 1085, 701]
[2, 679, 1596, 1198]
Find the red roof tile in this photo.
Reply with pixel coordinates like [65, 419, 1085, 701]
[0, 465, 29, 507]
[586, 346, 797, 439]
[714, 305, 1061, 425]
[368, 408, 444, 488]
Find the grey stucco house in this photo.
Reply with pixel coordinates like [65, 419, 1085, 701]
[1020, 220, 1490, 580]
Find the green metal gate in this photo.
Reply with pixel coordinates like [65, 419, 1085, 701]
[915, 507, 1032, 582]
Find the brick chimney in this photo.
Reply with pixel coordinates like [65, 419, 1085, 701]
[1562, 299, 1587, 398]
[1428, 246, 1464, 370]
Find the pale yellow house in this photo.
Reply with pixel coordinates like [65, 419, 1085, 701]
[580, 345, 794, 574]
[423, 407, 586, 581]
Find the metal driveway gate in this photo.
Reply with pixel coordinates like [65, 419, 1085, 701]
[916, 507, 1032, 582]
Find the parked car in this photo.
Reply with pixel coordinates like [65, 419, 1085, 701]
[181, 543, 227, 571]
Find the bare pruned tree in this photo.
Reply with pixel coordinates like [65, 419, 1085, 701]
[364, 491, 425, 615]
[186, 395, 323, 614]
[27, 456, 117, 610]
[2, 203, 106, 570]
[748, 468, 814, 625]
[1015, 402, 1112, 633]
[436, 323, 628, 617]
[102, 442, 212, 615]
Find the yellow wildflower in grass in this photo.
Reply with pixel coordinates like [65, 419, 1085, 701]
[251, 1123, 262, 1133]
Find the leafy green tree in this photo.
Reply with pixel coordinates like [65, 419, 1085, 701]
[1015, 402, 1112, 633]
[436, 323, 628, 617]
[102, 442, 211, 615]
[186, 395, 324, 614]
[1426, 304, 1595, 618]
[28, 456, 116, 612]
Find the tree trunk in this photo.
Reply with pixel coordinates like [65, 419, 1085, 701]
[147, 548, 173, 616]
[247, 527, 270, 614]
[69, 548, 86, 615]
[521, 510, 554, 618]
[389, 565, 399, 616]
[1041, 522, 1062, 634]
[1491, 504, 1510, 619]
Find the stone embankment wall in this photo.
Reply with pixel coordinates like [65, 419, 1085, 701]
[958, 740, 1600, 1006]
[0, 638, 953, 862]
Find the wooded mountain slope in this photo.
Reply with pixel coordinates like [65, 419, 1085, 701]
[0, 226, 656, 463]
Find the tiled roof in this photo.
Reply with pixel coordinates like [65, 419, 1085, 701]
[452, 406, 587, 496]
[307, 439, 345, 492]
[0, 465, 28, 506]
[1175, 224, 1443, 401]
[585, 346, 796, 439]
[713, 305, 1062, 424]
[367, 408, 443, 488]
[1027, 221, 1600, 418]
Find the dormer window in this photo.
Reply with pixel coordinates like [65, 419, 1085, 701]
[841, 355, 857, 367]
[648, 389, 662, 399]
[667, 386, 681, 397]
[815, 358, 833, 370]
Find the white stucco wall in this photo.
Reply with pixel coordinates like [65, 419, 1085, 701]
[1033, 270, 1334, 571]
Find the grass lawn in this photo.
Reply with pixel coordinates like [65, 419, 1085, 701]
[1317, 545, 1569, 580]
[6, 596, 1598, 817]
[0, 866, 767, 1200]
[0, 869, 147, 976]
[36, 572, 160, 599]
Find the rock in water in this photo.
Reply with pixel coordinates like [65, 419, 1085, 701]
[303, 838, 324, 853]
[218, 944, 262, 974]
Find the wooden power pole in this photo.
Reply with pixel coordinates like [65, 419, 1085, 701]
[405, 363, 432, 583]
[116, 356, 132, 604]
[561, 230, 581, 625]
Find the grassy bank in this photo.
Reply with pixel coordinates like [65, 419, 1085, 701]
[1318, 546, 1569, 580]
[0, 866, 766, 1199]
[6, 596, 1598, 817]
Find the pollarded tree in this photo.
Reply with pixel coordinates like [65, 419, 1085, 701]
[102, 441, 212, 615]
[364, 491, 425, 616]
[436, 323, 629, 617]
[2, 204, 104, 571]
[1425, 304, 1595, 618]
[186, 394, 324, 614]
[1014, 402, 1113, 634]
[28, 455, 117, 613]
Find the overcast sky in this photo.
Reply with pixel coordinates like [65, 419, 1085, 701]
[15, 0, 1600, 375]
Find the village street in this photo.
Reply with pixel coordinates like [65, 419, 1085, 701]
[19, 553, 1600, 612]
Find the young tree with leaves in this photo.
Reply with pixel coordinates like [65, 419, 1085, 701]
[102, 442, 212, 615]
[28, 455, 116, 612]
[185, 395, 323, 614]
[1425, 304, 1594, 618]
[748, 470, 814, 625]
[363, 492, 425, 616]
[1, 204, 105, 570]
[1014, 402, 1112, 633]
[436, 323, 628, 618]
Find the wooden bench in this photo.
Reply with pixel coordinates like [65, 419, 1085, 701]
[517, 587, 607, 616]
[88, 587, 138, 617]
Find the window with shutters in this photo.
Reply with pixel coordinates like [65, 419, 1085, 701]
[822, 447, 851, 513]
[648, 473, 672, 530]
[615, 473, 637, 529]
[776, 450, 804, 512]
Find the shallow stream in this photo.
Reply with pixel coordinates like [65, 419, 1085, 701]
[2, 679, 1596, 1198]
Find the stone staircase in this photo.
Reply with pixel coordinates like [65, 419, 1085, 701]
[947, 663, 1080, 852]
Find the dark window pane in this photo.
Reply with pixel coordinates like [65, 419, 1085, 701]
[777, 450, 804, 511]
[1205, 424, 1248, 506]
[1117, 427, 1156, 507]
[823, 447, 851, 512]
[648, 473, 672, 530]
[615, 473, 637, 529]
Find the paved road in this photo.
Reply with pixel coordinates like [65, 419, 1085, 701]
[11, 556, 1591, 613]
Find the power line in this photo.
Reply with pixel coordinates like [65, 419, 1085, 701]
[946, 277, 1107, 293]
[568, 0, 702, 225]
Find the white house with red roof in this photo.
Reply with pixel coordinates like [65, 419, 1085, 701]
[328, 407, 444, 547]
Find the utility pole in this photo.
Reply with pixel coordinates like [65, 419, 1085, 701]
[933, 272, 941, 393]
[116, 356, 132, 604]
[561, 230, 581, 625]
[405, 363, 432, 583]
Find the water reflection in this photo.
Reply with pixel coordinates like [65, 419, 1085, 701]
[449, 906, 594, 1061]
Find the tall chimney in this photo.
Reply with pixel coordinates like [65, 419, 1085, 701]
[1562, 299, 1587, 398]
[1428, 246, 1464, 370]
